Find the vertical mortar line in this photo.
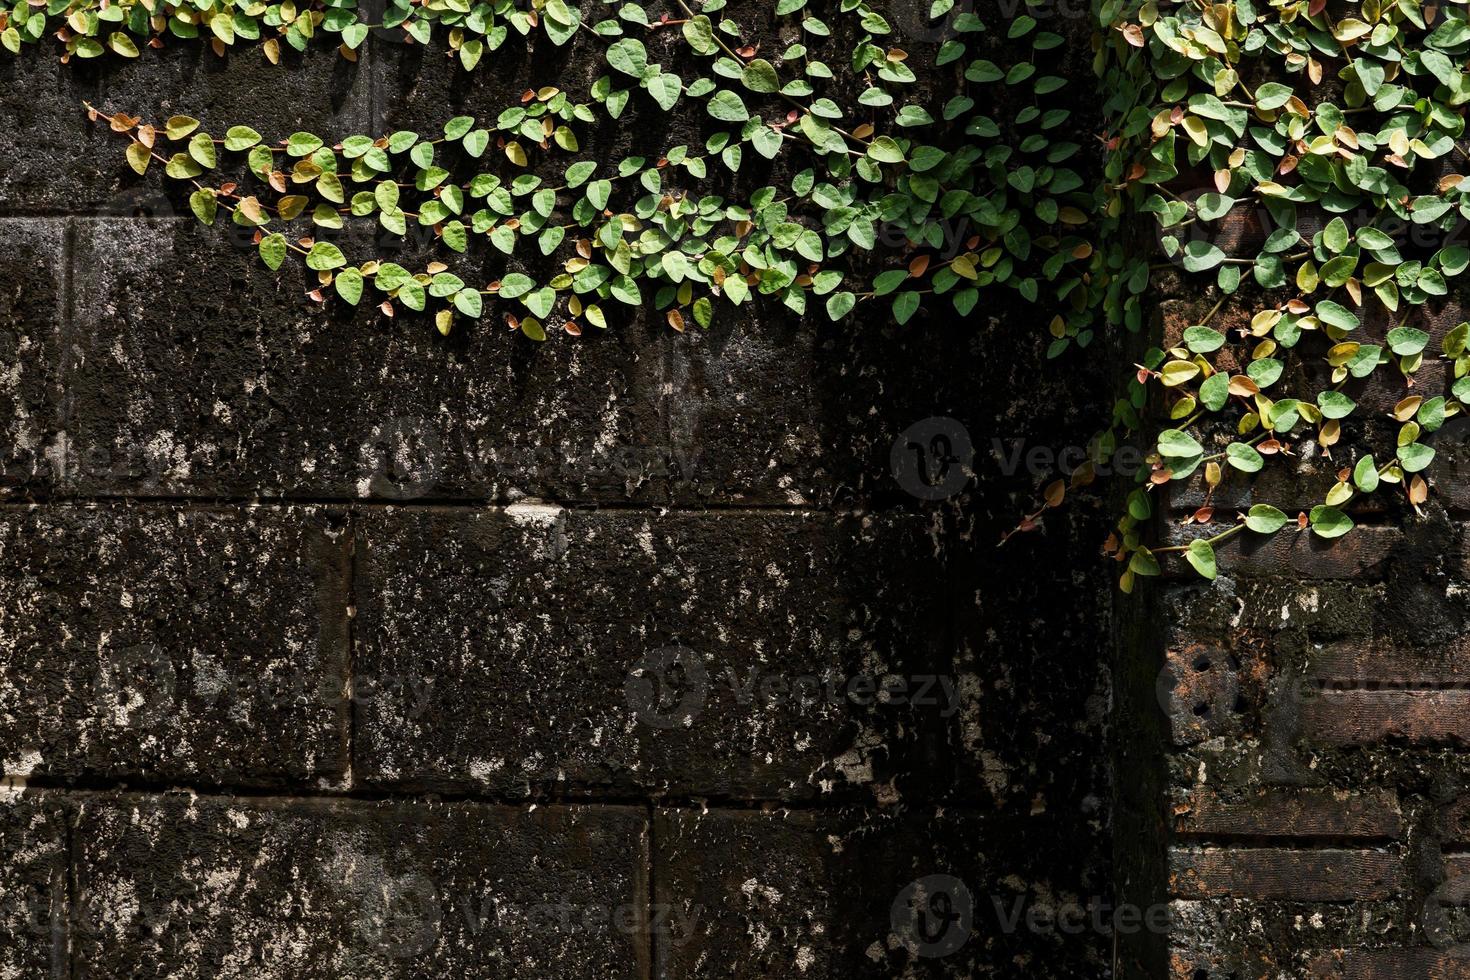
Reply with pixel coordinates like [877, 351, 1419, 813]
[62, 800, 77, 980]
[58, 218, 77, 489]
[645, 800, 656, 980]
[344, 505, 359, 792]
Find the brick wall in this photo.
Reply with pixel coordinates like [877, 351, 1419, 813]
[0, 13, 1115, 978]
[1120, 270, 1470, 978]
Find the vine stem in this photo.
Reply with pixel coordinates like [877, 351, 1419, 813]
[1153, 522, 1247, 553]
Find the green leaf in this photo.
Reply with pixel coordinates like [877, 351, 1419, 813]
[188, 132, 216, 169]
[1316, 391, 1357, 419]
[443, 221, 468, 254]
[335, 268, 364, 305]
[826, 291, 857, 320]
[1183, 326, 1225, 353]
[866, 136, 905, 164]
[1399, 442, 1435, 473]
[606, 38, 649, 77]
[499, 273, 535, 299]
[1158, 428, 1203, 458]
[454, 289, 483, 318]
[892, 291, 920, 325]
[224, 126, 262, 151]
[1353, 455, 1379, 492]
[1185, 538, 1217, 580]
[1245, 504, 1289, 534]
[1315, 300, 1359, 331]
[741, 58, 781, 93]
[258, 233, 287, 272]
[1255, 82, 1293, 110]
[1225, 442, 1264, 473]
[443, 116, 474, 140]
[188, 189, 216, 225]
[1309, 505, 1354, 538]
[165, 116, 200, 140]
[287, 132, 324, 157]
[1181, 241, 1225, 272]
[1200, 372, 1229, 411]
[305, 241, 346, 271]
[1387, 327, 1430, 356]
[708, 90, 750, 123]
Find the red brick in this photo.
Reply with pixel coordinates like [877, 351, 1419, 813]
[1168, 847, 1403, 901]
[1309, 949, 1470, 979]
[1161, 525, 1400, 579]
[1301, 691, 1470, 747]
[1173, 789, 1402, 841]
[1307, 640, 1470, 686]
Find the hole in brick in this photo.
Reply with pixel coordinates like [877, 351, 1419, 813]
[1192, 655, 1212, 672]
[1192, 971, 1209, 980]
[1232, 694, 1248, 714]
[1193, 702, 1211, 717]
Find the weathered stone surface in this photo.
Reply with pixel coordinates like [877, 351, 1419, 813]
[1172, 788, 1403, 841]
[0, 794, 68, 980]
[73, 793, 649, 978]
[0, 46, 371, 214]
[352, 507, 952, 801]
[66, 218, 667, 501]
[666, 313, 985, 506]
[0, 218, 67, 499]
[654, 807, 1067, 979]
[1157, 641, 1247, 746]
[1166, 899, 1417, 980]
[0, 505, 349, 786]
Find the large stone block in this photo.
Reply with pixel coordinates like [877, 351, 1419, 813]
[0, 218, 67, 499]
[653, 806, 1109, 979]
[0, 505, 349, 786]
[352, 507, 954, 801]
[0, 45, 371, 214]
[665, 311, 985, 506]
[0, 793, 69, 980]
[65, 218, 667, 500]
[73, 794, 649, 978]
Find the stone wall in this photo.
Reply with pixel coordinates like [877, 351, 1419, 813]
[0, 8, 1115, 977]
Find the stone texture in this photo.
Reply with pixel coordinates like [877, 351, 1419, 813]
[0, 218, 67, 499]
[0, 505, 349, 786]
[66, 217, 667, 501]
[0, 793, 68, 980]
[352, 506, 953, 802]
[654, 806, 1055, 979]
[0, 45, 371, 214]
[72, 793, 649, 978]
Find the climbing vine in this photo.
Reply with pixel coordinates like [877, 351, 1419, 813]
[1091, 0, 1470, 589]
[30, 0, 1459, 587]
[78, 0, 1099, 347]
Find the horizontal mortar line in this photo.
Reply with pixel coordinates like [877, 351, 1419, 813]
[1171, 833, 1403, 849]
[15, 774, 990, 816]
[1303, 681, 1470, 691]
[0, 494, 914, 517]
